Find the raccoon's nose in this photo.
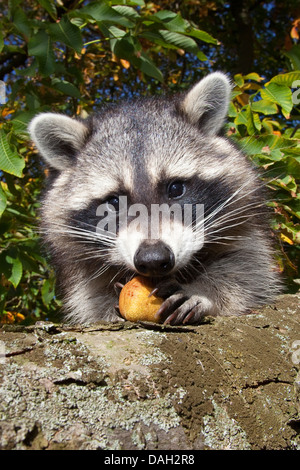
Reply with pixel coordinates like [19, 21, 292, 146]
[134, 242, 175, 277]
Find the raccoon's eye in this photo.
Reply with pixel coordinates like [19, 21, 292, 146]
[168, 181, 186, 199]
[106, 196, 120, 212]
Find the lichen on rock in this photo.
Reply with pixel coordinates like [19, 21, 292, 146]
[0, 294, 299, 450]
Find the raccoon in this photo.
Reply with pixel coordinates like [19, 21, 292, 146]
[29, 72, 281, 325]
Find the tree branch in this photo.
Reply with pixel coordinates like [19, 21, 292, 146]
[230, 0, 254, 74]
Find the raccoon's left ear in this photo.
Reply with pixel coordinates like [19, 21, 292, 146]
[180, 72, 231, 136]
[29, 113, 91, 171]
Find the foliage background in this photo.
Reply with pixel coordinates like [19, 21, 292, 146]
[0, 0, 299, 324]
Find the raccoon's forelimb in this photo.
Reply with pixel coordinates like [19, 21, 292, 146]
[152, 279, 213, 325]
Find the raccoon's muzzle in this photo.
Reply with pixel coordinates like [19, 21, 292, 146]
[134, 240, 175, 277]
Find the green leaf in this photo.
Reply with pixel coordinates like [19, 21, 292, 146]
[11, 111, 36, 135]
[102, 25, 126, 39]
[12, 8, 31, 37]
[287, 201, 300, 221]
[261, 83, 293, 118]
[228, 101, 238, 118]
[110, 35, 135, 60]
[48, 15, 83, 54]
[234, 74, 244, 87]
[151, 10, 177, 22]
[254, 149, 289, 166]
[37, 0, 57, 20]
[158, 29, 192, 48]
[284, 148, 300, 159]
[51, 78, 81, 98]
[269, 71, 300, 87]
[279, 220, 300, 240]
[158, 30, 207, 60]
[128, 0, 145, 5]
[260, 118, 276, 134]
[41, 279, 55, 306]
[268, 149, 284, 161]
[0, 130, 25, 177]
[79, 2, 134, 28]
[285, 156, 300, 179]
[110, 0, 144, 5]
[251, 99, 278, 115]
[151, 11, 189, 34]
[235, 106, 255, 134]
[0, 185, 7, 217]
[0, 252, 10, 279]
[239, 134, 296, 155]
[70, 17, 85, 29]
[284, 45, 300, 71]
[0, 32, 3, 53]
[6, 255, 23, 288]
[252, 112, 262, 131]
[28, 29, 55, 76]
[187, 28, 218, 44]
[140, 31, 184, 51]
[112, 5, 141, 20]
[269, 173, 298, 194]
[18, 249, 42, 274]
[138, 52, 163, 82]
[0, 285, 7, 316]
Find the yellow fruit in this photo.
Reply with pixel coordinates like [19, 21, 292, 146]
[119, 276, 164, 323]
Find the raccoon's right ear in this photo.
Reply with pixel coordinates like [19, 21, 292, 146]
[29, 113, 91, 171]
[180, 72, 232, 136]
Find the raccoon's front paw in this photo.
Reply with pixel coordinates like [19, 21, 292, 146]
[149, 279, 183, 299]
[154, 285, 213, 325]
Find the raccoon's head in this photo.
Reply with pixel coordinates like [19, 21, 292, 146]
[29, 72, 259, 282]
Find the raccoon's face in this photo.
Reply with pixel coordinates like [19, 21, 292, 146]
[29, 73, 259, 282]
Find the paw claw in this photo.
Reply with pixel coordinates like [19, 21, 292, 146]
[156, 294, 210, 325]
[163, 311, 179, 325]
[155, 293, 187, 323]
[183, 310, 196, 324]
[148, 287, 159, 298]
[114, 282, 124, 296]
[152, 279, 182, 299]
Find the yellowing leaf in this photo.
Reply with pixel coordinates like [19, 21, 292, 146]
[291, 19, 300, 40]
[236, 94, 249, 106]
[1, 312, 15, 324]
[15, 313, 25, 322]
[291, 25, 299, 40]
[280, 233, 294, 245]
[1, 108, 15, 118]
[243, 72, 265, 82]
[120, 59, 130, 69]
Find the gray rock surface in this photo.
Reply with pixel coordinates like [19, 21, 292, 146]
[0, 293, 299, 450]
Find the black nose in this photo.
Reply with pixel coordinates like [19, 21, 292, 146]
[134, 241, 175, 277]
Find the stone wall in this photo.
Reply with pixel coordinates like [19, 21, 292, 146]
[0, 294, 299, 450]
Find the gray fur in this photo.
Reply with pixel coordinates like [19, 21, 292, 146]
[29, 113, 91, 171]
[181, 71, 232, 134]
[29, 72, 282, 325]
